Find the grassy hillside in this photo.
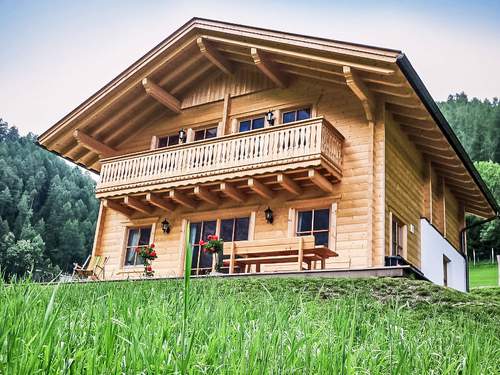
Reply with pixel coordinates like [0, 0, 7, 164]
[1, 277, 499, 374]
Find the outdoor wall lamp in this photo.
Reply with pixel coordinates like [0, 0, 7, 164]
[178, 128, 187, 143]
[266, 110, 275, 126]
[161, 218, 171, 234]
[264, 207, 274, 224]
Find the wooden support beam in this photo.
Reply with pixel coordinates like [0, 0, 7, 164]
[73, 130, 117, 158]
[124, 196, 154, 215]
[197, 37, 233, 75]
[409, 136, 452, 152]
[146, 192, 176, 212]
[194, 186, 220, 206]
[220, 182, 245, 203]
[248, 178, 274, 200]
[276, 174, 301, 195]
[169, 190, 196, 210]
[343, 66, 375, 122]
[392, 114, 436, 130]
[102, 199, 133, 217]
[387, 103, 431, 121]
[251, 48, 287, 88]
[308, 169, 334, 193]
[142, 78, 181, 113]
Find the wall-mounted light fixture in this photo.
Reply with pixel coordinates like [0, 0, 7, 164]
[178, 128, 187, 143]
[264, 206, 274, 224]
[161, 218, 171, 234]
[266, 110, 275, 126]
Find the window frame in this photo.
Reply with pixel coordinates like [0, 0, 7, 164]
[296, 208, 331, 247]
[193, 125, 218, 142]
[389, 212, 407, 257]
[156, 133, 180, 149]
[281, 107, 312, 124]
[238, 115, 266, 133]
[123, 225, 153, 267]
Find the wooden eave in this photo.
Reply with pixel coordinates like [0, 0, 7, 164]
[36, 17, 498, 218]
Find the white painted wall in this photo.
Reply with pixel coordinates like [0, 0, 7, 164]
[420, 219, 466, 292]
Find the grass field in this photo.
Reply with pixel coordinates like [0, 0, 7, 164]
[469, 262, 499, 288]
[1, 277, 499, 374]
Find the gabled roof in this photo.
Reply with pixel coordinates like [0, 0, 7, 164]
[36, 17, 498, 217]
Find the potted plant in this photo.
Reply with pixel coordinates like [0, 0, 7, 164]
[199, 235, 224, 273]
[135, 243, 158, 277]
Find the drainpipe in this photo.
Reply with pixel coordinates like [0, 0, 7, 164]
[460, 213, 499, 291]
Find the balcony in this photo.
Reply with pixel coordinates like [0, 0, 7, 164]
[96, 117, 344, 199]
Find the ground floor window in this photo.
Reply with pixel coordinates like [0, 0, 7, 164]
[391, 215, 405, 256]
[296, 208, 330, 246]
[443, 255, 450, 286]
[124, 226, 152, 266]
[189, 217, 250, 275]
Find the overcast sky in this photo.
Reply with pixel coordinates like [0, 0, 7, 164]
[1, 0, 499, 135]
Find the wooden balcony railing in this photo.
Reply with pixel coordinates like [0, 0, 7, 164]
[96, 117, 344, 195]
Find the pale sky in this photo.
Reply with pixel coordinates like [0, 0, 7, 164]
[1, 0, 499, 135]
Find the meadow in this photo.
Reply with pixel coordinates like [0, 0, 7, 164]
[469, 262, 499, 288]
[1, 277, 499, 374]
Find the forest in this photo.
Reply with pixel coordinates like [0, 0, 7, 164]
[0, 92, 498, 279]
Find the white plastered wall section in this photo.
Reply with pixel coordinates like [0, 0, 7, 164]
[420, 219, 466, 292]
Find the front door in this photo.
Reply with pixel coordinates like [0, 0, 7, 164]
[189, 220, 216, 275]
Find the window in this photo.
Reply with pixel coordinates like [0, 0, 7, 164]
[282, 108, 311, 124]
[443, 255, 450, 286]
[157, 133, 179, 148]
[296, 208, 330, 246]
[194, 126, 218, 141]
[391, 216, 404, 256]
[239, 116, 265, 132]
[189, 217, 250, 275]
[124, 226, 152, 266]
[220, 217, 250, 242]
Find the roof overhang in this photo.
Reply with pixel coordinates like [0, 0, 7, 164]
[36, 17, 499, 217]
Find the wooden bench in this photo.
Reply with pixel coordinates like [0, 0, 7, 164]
[223, 236, 337, 274]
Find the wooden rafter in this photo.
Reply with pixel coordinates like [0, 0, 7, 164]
[169, 190, 196, 209]
[73, 129, 117, 158]
[248, 178, 274, 200]
[387, 103, 431, 121]
[276, 174, 301, 196]
[103, 199, 133, 217]
[124, 196, 154, 215]
[142, 78, 181, 113]
[201, 35, 395, 75]
[194, 186, 220, 206]
[308, 169, 334, 193]
[392, 114, 435, 130]
[220, 182, 245, 203]
[343, 66, 375, 122]
[250, 48, 287, 88]
[197, 37, 233, 75]
[146, 192, 176, 212]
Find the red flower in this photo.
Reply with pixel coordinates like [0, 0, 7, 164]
[135, 247, 140, 253]
[199, 240, 206, 246]
[150, 251, 157, 257]
[211, 235, 218, 241]
[207, 235, 212, 241]
[146, 265, 152, 272]
[150, 243, 155, 248]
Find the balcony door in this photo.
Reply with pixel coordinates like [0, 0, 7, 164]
[189, 220, 216, 275]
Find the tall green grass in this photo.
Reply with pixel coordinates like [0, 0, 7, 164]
[0, 277, 498, 374]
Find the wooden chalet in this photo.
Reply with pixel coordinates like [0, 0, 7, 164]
[38, 18, 498, 290]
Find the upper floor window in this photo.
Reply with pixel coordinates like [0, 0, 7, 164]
[239, 116, 265, 132]
[296, 208, 330, 246]
[282, 108, 311, 124]
[157, 133, 179, 148]
[194, 126, 218, 141]
[391, 215, 404, 256]
[124, 226, 152, 266]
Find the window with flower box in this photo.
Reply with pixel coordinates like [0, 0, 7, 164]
[124, 226, 152, 266]
[189, 217, 250, 275]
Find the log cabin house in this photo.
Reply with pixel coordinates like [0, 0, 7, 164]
[37, 18, 498, 291]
